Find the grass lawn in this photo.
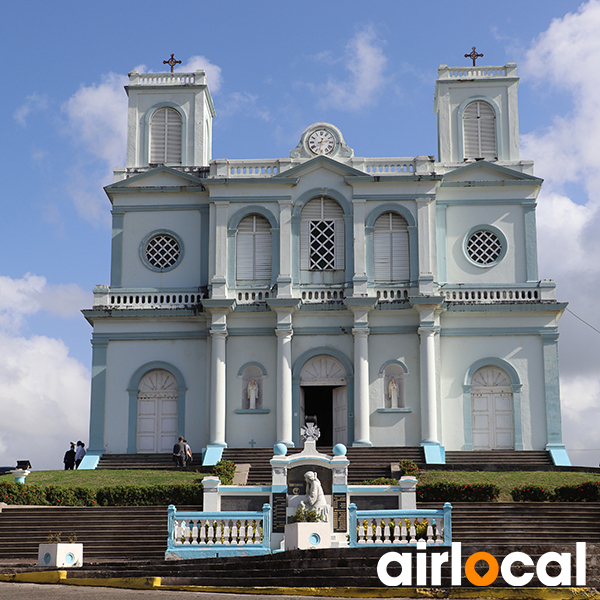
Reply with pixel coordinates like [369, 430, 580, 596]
[0, 469, 210, 489]
[1, 468, 599, 502]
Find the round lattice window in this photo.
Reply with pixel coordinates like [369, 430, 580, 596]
[466, 229, 503, 265]
[143, 232, 182, 271]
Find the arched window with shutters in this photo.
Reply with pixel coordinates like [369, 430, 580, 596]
[373, 212, 409, 282]
[236, 214, 272, 282]
[300, 196, 345, 271]
[150, 107, 183, 164]
[463, 100, 497, 161]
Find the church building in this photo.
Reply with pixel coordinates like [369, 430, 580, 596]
[82, 60, 570, 468]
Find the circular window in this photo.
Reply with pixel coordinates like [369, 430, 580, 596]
[465, 228, 505, 266]
[141, 231, 183, 272]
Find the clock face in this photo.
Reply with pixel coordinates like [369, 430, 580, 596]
[308, 129, 336, 155]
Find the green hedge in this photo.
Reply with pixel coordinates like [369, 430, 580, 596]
[0, 482, 203, 507]
[511, 481, 600, 502]
[417, 482, 499, 502]
[511, 484, 552, 502]
[213, 460, 236, 485]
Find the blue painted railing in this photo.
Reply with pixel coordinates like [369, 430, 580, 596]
[166, 504, 272, 559]
[348, 502, 452, 547]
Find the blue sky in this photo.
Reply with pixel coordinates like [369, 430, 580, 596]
[1, 1, 599, 470]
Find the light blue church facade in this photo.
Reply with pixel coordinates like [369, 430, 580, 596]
[82, 62, 570, 468]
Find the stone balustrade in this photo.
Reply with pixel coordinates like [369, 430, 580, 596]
[442, 281, 556, 304]
[93, 286, 205, 309]
[166, 504, 272, 559]
[235, 289, 272, 304]
[437, 64, 517, 80]
[128, 71, 207, 86]
[349, 503, 452, 547]
[298, 287, 346, 303]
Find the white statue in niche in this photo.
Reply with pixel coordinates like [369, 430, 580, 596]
[247, 379, 259, 410]
[299, 471, 329, 522]
[388, 377, 399, 408]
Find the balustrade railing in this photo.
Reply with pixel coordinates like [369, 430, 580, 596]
[442, 283, 555, 304]
[299, 287, 346, 303]
[166, 505, 271, 558]
[437, 64, 516, 80]
[93, 286, 205, 309]
[376, 287, 411, 302]
[129, 71, 207, 86]
[235, 289, 272, 304]
[349, 503, 452, 547]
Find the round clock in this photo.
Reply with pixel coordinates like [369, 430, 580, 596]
[307, 128, 336, 155]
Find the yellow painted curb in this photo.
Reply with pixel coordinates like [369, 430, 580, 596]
[62, 576, 161, 589]
[157, 586, 600, 599]
[0, 571, 67, 584]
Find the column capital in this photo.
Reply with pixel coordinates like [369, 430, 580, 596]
[352, 326, 370, 337]
[418, 325, 438, 336]
[275, 327, 293, 338]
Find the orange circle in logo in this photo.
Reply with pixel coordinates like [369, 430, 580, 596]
[464, 552, 499, 587]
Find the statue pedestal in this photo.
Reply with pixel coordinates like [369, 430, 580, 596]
[284, 522, 331, 551]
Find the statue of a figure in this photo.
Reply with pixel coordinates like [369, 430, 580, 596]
[299, 471, 329, 522]
[388, 377, 399, 408]
[247, 379, 259, 410]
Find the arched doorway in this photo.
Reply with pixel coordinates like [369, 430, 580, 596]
[471, 366, 514, 450]
[300, 355, 347, 446]
[136, 369, 178, 453]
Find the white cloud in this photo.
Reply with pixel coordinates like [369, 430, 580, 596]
[315, 25, 387, 111]
[13, 93, 49, 127]
[175, 55, 223, 93]
[520, 0, 600, 466]
[218, 91, 271, 122]
[0, 275, 91, 470]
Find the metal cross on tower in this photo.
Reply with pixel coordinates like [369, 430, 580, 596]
[163, 53, 182, 73]
[464, 46, 484, 66]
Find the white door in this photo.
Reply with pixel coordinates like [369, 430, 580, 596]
[471, 367, 514, 450]
[332, 386, 347, 445]
[137, 370, 178, 453]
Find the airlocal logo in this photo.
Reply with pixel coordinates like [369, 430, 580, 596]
[377, 542, 586, 587]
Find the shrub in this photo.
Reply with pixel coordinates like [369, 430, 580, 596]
[511, 485, 552, 502]
[291, 506, 323, 523]
[553, 481, 600, 502]
[213, 460, 236, 485]
[0, 482, 48, 505]
[398, 460, 419, 478]
[417, 482, 499, 502]
[359, 477, 399, 486]
[95, 483, 203, 506]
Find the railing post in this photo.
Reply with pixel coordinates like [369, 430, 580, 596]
[348, 503, 358, 547]
[443, 502, 452, 546]
[167, 504, 177, 551]
[262, 504, 271, 550]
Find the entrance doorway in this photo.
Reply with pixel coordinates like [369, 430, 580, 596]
[299, 355, 348, 447]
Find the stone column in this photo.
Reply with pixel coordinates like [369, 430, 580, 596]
[416, 198, 435, 295]
[352, 198, 368, 297]
[345, 299, 376, 447]
[203, 300, 235, 453]
[268, 299, 300, 447]
[418, 325, 438, 444]
[277, 199, 293, 298]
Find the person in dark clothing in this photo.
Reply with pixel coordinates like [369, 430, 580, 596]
[63, 442, 76, 470]
[172, 436, 186, 467]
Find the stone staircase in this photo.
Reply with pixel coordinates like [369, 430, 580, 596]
[442, 450, 554, 471]
[0, 506, 169, 562]
[222, 446, 425, 484]
[1, 502, 598, 586]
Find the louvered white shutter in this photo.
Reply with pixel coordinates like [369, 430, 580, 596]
[374, 212, 409, 281]
[253, 217, 272, 280]
[236, 215, 271, 281]
[463, 101, 496, 160]
[150, 108, 182, 164]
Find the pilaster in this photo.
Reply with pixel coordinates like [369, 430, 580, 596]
[416, 198, 436, 295]
[277, 199, 293, 298]
[352, 198, 368, 296]
[211, 201, 229, 298]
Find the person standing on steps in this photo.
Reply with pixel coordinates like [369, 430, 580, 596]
[173, 436, 186, 468]
[63, 442, 76, 470]
[183, 439, 193, 466]
[74, 441, 86, 469]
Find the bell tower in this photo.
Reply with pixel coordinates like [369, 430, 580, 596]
[434, 62, 520, 165]
[125, 68, 216, 168]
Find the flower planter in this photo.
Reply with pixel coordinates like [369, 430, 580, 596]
[37, 543, 83, 568]
[284, 522, 331, 551]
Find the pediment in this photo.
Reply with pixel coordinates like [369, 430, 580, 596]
[275, 155, 365, 179]
[106, 166, 204, 191]
[442, 161, 542, 184]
